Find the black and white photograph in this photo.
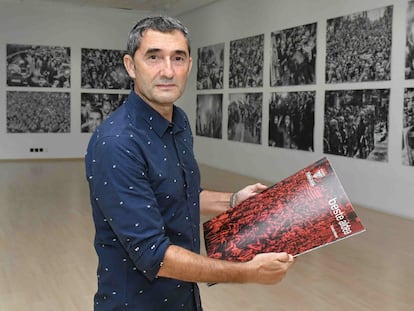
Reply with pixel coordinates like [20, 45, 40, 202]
[81, 92, 128, 133]
[323, 89, 389, 162]
[7, 91, 70, 133]
[326, 6, 392, 83]
[81, 48, 131, 90]
[197, 43, 224, 90]
[195, 94, 223, 139]
[405, 1, 414, 79]
[228, 92, 262, 144]
[6, 44, 71, 88]
[269, 91, 315, 151]
[229, 34, 264, 88]
[270, 23, 317, 86]
[402, 88, 414, 166]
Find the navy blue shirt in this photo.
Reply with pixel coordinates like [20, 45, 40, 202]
[85, 91, 203, 311]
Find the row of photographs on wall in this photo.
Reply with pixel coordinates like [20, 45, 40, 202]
[5, 88, 413, 166]
[197, 3, 414, 89]
[6, 45, 131, 89]
[195, 89, 414, 167]
[4, 3, 409, 91]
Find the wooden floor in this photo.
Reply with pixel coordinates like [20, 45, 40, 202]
[0, 159, 413, 311]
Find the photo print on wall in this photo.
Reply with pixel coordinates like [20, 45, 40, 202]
[323, 89, 389, 162]
[326, 5, 392, 83]
[229, 34, 264, 88]
[6, 44, 71, 88]
[7, 91, 70, 133]
[402, 88, 414, 166]
[81, 92, 128, 133]
[405, 1, 414, 79]
[269, 91, 315, 151]
[196, 94, 223, 139]
[270, 22, 317, 86]
[228, 92, 262, 144]
[81, 48, 131, 90]
[197, 43, 224, 90]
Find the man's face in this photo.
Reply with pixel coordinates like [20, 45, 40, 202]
[125, 29, 192, 111]
[88, 111, 102, 132]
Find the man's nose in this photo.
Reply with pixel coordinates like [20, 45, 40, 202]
[160, 59, 174, 78]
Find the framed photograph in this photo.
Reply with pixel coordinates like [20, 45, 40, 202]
[196, 94, 223, 139]
[326, 6, 392, 83]
[81, 48, 131, 89]
[323, 89, 389, 162]
[81, 92, 128, 133]
[197, 43, 224, 90]
[270, 23, 317, 86]
[405, 1, 414, 79]
[228, 92, 262, 144]
[269, 91, 315, 151]
[7, 91, 70, 133]
[6, 44, 70, 88]
[229, 34, 264, 88]
[402, 88, 414, 166]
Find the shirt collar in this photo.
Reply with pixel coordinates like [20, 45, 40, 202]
[125, 91, 188, 137]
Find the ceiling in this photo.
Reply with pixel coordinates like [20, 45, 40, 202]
[22, 0, 220, 16]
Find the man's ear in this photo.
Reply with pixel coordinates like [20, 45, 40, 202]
[187, 57, 193, 77]
[123, 54, 136, 79]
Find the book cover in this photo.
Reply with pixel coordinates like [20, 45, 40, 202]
[203, 157, 366, 262]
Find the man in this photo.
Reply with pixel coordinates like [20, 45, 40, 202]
[82, 108, 103, 133]
[85, 16, 294, 311]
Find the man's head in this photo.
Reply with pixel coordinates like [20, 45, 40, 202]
[123, 16, 193, 118]
[88, 108, 103, 132]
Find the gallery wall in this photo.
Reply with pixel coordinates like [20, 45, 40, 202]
[178, 0, 414, 219]
[0, 0, 145, 159]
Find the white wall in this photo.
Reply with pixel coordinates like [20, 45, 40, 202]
[0, 0, 413, 220]
[178, 0, 414, 219]
[0, 0, 146, 159]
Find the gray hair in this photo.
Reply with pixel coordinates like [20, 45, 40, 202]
[126, 16, 191, 57]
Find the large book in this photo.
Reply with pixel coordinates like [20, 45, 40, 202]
[203, 157, 366, 262]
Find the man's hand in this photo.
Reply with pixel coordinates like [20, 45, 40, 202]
[234, 183, 268, 206]
[243, 252, 294, 285]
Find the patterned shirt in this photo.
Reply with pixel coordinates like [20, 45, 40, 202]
[85, 91, 203, 311]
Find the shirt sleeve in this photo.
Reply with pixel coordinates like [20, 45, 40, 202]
[89, 134, 170, 281]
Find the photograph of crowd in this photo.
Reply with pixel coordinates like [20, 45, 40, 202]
[229, 34, 264, 88]
[402, 88, 414, 166]
[197, 43, 224, 90]
[81, 92, 128, 133]
[326, 5, 392, 83]
[405, 1, 414, 79]
[228, 93, 262, 144]
[269, 91, 315, 151]
[81, 48, 131, 90]
[270, 23, 317, 86]
[323, 89, 389, 162]
[196, 94, 223, 139]
[7, 91, 70, 133]
[7, 44, 71, 88]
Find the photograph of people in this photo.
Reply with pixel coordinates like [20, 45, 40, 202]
[229, 34, 264, 88]
[323, 89, 389, 162]
[269, 91, 315, 151]
[196, 94, 223, 139]
[197, 43, 224, 90]
[227, 92, 262, 144]
[270, 23, 316, 86]
[326, 6, 392, 83]
[6, 44, 71, 88]
[7, 91, 70, 133]
[402, 88, 414, 166]
[81, 93, 127, 133]
[85, 16, 294, 311]
[81, 48, 131, 89]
